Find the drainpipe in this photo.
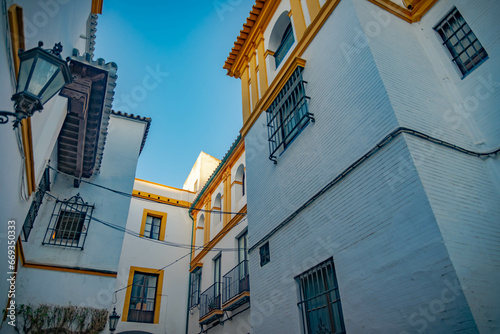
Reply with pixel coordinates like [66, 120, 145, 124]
[185, 208, 195, 334]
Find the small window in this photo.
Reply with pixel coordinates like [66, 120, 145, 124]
[128, 272, 158, 323]
[275, 23, 295, 67]
[42, 194, 93, 249]
[259, 242, 270, 267]
[144, 215, 161, 240]
[296, 258, 345, 334]
[140, 209, 167, 241]
[434, 7, 488, 77]
[190, 268, 202, 308]
[266, 66, 313, 163]
[238, 232, 248, 264]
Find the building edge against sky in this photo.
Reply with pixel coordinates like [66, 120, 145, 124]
[223, 0, 499, 333]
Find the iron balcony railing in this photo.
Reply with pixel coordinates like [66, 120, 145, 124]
[199, 282, 221, 320]
[22, 167, 50, 241]
[222, 260, 250, 305]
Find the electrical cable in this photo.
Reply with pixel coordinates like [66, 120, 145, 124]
[42, 190, 247, 252]
[46, 165, 247, 216]
[248, 126, 500, 253]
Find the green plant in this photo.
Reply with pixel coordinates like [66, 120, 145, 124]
[16, 304, 108, 334]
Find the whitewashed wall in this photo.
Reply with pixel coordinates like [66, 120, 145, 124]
[245, 0, 499, 332]
[113, 179, 195, 334]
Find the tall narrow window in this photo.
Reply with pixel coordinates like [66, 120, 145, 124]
[259, 242, 270, 267]
[144, 215, 161, 240]
[275, 23, 294, 67]
[140, 209, 167, 241]
[242, 170, 245, 196]
[128, 272, 158, 323]
[190, 268, 202, 308]
[434, 7, 488, 77]
[238, 232, 248, 264]
[297, 258, 345, 334]
[42, 194, 93, 249]
[213, 255, 222, 309]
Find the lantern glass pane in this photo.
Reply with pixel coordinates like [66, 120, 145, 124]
[17, 57, 34, 93]
[41, 70, 65, 104]
[27, 57, 58, 96]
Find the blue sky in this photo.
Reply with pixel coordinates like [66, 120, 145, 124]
[96, 1, 253, 188]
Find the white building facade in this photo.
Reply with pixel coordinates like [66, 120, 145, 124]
[113, 178, 196, 334]
[224, 0, 500, 333]
[0, 0, 152, 332]
[187, 137, 251, 334]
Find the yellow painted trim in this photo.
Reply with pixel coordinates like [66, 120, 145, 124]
[135, 178, 196, 194]
[250, 53, 259, 109]
[290, 0, 307, 41]
[8, 5, 35, 196]
[223, 170, 232, 227]
[17, 241, 116, 277]
[367, 0, 412, 22]
[241, 66, 251, 122]
[229, 0, 282, 78]
[231, 180, 243, 187]
[306, 0, 321, 22]
[133, 189, 192, 208]
[192, 141, 245, 216]
[199, 310, 224, 324]
[264, 49, 275, 58]
[91, 0, 103, 14]
[411, 0, 439, 22]
[240, 0, 340, 138]
[140, 209, 167, 241]
[21, 263, 117, 277]
[288, 10, 293, 17]
[367, 0, 437, 23]
[204, 200, 211, 245]
[257, 37, 269, 96]
[122, 266, 164, 324]
[222, 291, 250, 310]
[196, 226, 204, 230]
[191, 205, 247, 269]
[189, 262, 203, 273]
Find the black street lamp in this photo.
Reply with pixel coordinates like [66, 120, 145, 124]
[0, 41, 72, 128]
[109, 307, 120, 333]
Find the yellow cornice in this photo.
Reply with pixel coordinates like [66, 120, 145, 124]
[135, 178, 196, 194]
[132, 190, 192, 208]
[230, 0, 282, 78]
[190, 205, 247, 268]
[91, 0, 103, 14]
[189, 262, 203, 272]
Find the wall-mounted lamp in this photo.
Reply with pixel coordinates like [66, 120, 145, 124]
[108, 307, 120, 333]
[0, 41, 72, 128]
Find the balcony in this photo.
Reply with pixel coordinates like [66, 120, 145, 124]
[222, 260, 250, 311]
[199, 283, 223, 325]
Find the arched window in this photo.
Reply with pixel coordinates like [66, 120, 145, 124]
[269, 12, 295, 68]
[213, 193, 222, 223]
[235, 164, 246, 199]
[196, 215, 205, 248]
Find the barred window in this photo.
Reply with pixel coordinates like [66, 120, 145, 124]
[42, 194, 93, 249]
[434, 7, 488, 77]
[128, 272, 158, 323]
[22, 167, 50, 241]
[190, 268, 202, 308]
[297, 258, 345, 334]
[266, 66, 313, 163]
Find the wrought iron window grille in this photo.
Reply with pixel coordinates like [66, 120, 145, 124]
[22, 167, 50, 241]
[296, 258, 345, 334]
[199, 282, 222, 320]
[42, 193, 93, 250]
[434, 7, 488, 77]
[266, 66, 313, 163]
